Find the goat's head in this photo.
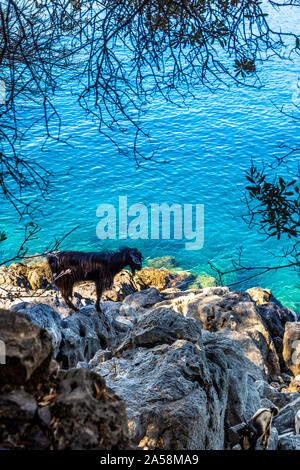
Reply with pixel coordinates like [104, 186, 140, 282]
[121, 247, 143, 275]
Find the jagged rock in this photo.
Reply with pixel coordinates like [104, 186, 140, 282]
[202, 330, 262, 432]
[0, 312, 129, 450]
[12, 302, 63, 357]
[0, 309, 53, 386]
[0, 263, 29, 288]
[123, 287, 164, 310]
[51, 368, 129, 450]
[167, 272, 196, 290]
[0, 391, 50, 450]
[257, 304, 297, 373]
[78, 349, 113, 369]
[273, 397, 300, 434]
[90, 310, 263, 450]
[116, 307, 203, 353]
[157, 287, 280, 378]
[278, 434, 300, 450]
[289, 376, 300, 392]
[26, 263, 52, 290]
[93, 338, 227, 450]
[246, 287, 278, 305]
[57, 302, 139, 368]
[257, 304, 296, 339]
[4, 301, 138, 369]
[101, 270, 140, 302]
[0, 390, 37, 421]
[0, 262, 51, 290]
[283, 322, 300, 377]
[255, 380, 300, 409]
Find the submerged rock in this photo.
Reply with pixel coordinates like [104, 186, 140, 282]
[147, 256, 178, 271]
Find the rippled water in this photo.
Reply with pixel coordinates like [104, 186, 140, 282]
[0, 11, 299, 313]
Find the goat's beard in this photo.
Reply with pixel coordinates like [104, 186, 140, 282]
[130, 264, 142, 275]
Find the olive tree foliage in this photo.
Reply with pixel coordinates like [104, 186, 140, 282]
[0, 0, 299, 216]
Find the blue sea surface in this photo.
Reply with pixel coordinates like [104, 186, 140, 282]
[0, 8, 299, 313]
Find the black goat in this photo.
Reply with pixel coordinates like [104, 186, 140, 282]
[47, 247, 143, 313]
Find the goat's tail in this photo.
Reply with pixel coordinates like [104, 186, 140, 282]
[271, 406, 279, 417]
[47, 253, 58, 273]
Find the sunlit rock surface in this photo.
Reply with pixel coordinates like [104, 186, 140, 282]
[0, 274, 299, 450]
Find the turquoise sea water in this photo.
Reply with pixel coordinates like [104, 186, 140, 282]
[0, 10, 299, 313]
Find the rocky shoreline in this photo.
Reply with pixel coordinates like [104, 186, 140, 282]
[0, 257, 300, 450]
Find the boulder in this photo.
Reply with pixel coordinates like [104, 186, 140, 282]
[123, 287, 164, 310]
[278, 434, 300, 450]
[57, 303, 134, 368]
[116, 307, 203, 353]
[0, 262, 52, 290]
[26, 262, 52, 290]
[289, 376, 300, 392]
[94, 338, 227, 450]
[158, 287, 280, 378]
[255, 380, 300, 409]
[0, 311, 129, 450]
[283, 322, 300, 377]
[134, 267, 171, 291]
[0, 263, 29, 288]
[0, 390, 37, 421]
[4, 300, 139, 369]
[0, 309, 53, 386]
[90, 309, 262, 450]
[257, 304, 296, 339]
[246, 287, 277, 305]
[51, 368, 129, 450]
[202, 331, 262, 432]
[273, 397, 300, 434]
[12, 302, 62, 357]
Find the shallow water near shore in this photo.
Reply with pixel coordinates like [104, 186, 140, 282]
[0, 11, 299, 313]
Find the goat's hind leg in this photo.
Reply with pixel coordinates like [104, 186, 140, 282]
[61, 285, 79, 312]
[95, 281, 103, 313]
[264, 424, 271, 450]
[64, 295, 79, 312]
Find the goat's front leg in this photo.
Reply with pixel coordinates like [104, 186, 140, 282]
[260, 431, 266, 447]
[62, 294, 79, 312]
[95, 281, 103, 313]
[264, 424, 271, 450]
